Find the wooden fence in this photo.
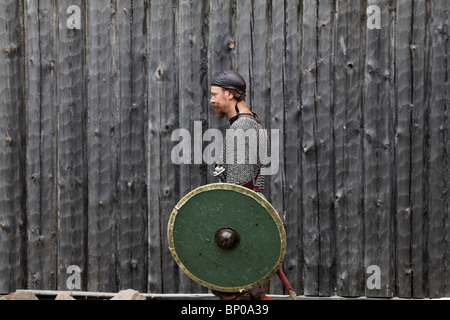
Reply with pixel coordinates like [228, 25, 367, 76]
[0, 0, 448, 298]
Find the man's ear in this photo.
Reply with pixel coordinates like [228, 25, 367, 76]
[224, 90, 235, 101]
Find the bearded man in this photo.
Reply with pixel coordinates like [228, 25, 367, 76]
[209, 70, 269, 300]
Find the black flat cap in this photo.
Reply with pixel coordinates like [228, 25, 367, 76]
[211, 70, 246, 94]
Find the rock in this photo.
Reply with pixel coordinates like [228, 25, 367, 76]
[55, 292, 76, 300]
[0, 291, 39, 300]
[110, 289, 146, 300]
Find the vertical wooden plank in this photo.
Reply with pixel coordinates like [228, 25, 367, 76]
[209, 0, 234, 73]
[394, 0, 429, 299]
[236, 0, 252, 109]
[409, 0, 428, 299]
[178, 0, 209, 293]
[446, 1, 450, 299]
[86, 0, 118, 293]
[316, 0, 335, 296]
[56, 0, 87, 290]
[427, 0, 449, 299]
[208, 0, 234, 137]
[178, 0, 208, 220]
[249, 0, 270, 130]
[117, 0, 148, 293]
[334, 0, 365, 297]
[24, 0, 43, 290]
[300, 0, 319, 296]
[248, 1, 272, 230]
[0, 0, 26, 293]
[283, 0, 303, 295]
[394, 0, 413, 298]
[147, 0, 162, 294]
[24, 0, 58, 290]
[447, 1, 450, 299]
[148, 0, 178, 293]
[268, 0, 284, 295]
[333, 0, 347, 296]
[363, 0, 395, 298]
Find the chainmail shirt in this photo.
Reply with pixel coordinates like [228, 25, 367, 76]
[218, 116, 268, 197]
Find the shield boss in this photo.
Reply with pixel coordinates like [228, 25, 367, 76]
[168, 183, 286, 292]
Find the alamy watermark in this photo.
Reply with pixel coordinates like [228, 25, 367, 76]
[62, 4, 381, 34]
[367, 5, 381, 30]
[66, 265, 81, 290]
[366, 265, 381, 290]
[171, 121, 280, 176]
[63, 4, 381, 30]
[66, 5, 81, 30]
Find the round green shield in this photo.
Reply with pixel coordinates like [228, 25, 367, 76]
[168, 183, 286, 293]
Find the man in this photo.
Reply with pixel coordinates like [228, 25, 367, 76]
[209, 70, 269, 300]
[210, 70, 267, 198]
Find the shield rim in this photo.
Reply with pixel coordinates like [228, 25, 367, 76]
[168, 183, 286, 293]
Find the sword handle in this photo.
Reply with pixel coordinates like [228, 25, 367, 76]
[277, 269, 297, 300]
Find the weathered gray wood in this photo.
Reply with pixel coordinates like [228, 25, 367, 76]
[316, 0, 335, 296]
[300, 0, 319, 296]
[116, 0, 148, 293]
[395, 0, 414, 298]
[363, 0, 395, 298]
[56, 0, 87, 291]
[409, 0, 428, 299]
[249, 0, 270, 129]
[24, 0, 58, 291]
[147, 0, 162, 294]
[333, 0, 365, 297]
[24, 0, 42, 290]
[268, 0, 285, 295]
[236, 0, 252, 108]
[86, 0, 118, 293]
[0, 0, 26, 293]
[393, 0, 429, 299]
[283, 0, 303, 296]
[178, 0, 209, 293]
[446, 1, 450, 299]
[427, 0, 449, 299]
[208, 0, 234, 136]
[147, 0, 178, 293]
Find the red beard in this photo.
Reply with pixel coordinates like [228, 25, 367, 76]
[213, 104, 224, 119]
